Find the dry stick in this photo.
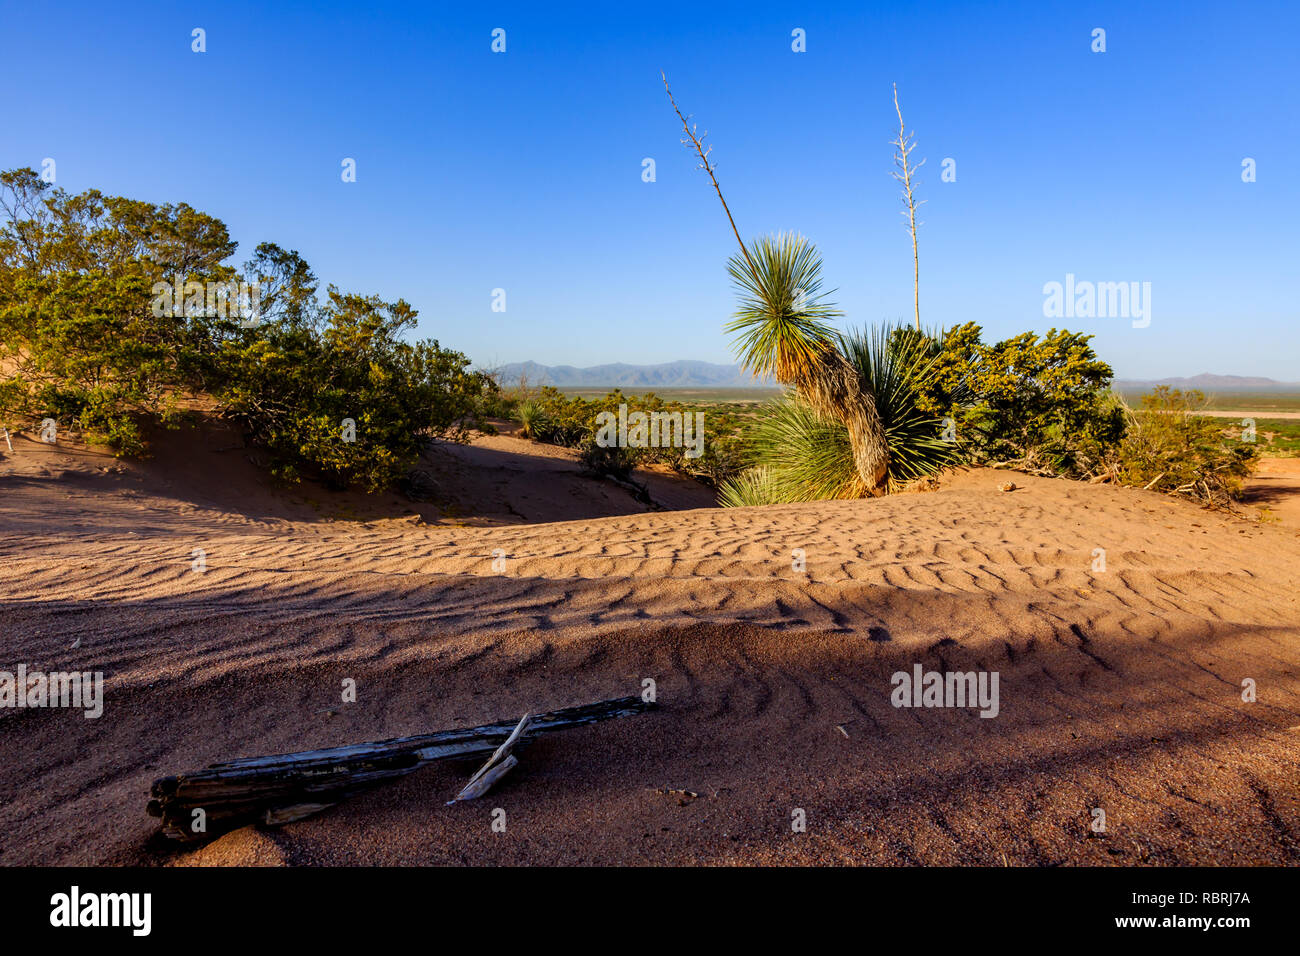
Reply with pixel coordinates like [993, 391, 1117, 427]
[891, 83, 925, 331]
[448, 713, 532, 804]
[661, 72, 758, 280]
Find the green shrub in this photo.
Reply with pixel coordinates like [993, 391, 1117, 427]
[913, 322, 1123, 478]
[1115, 387, 1258, 506]
[0, 168, 495, 488]
[577, 438, 637, 481]
[213, 289, 493, 492]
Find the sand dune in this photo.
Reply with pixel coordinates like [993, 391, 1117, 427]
[2, 433, 1299, 866]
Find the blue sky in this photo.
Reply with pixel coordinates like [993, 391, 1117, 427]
[2, 0, 1297, 380]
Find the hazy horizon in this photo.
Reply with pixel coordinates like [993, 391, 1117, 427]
[489, 358, 1300, 388]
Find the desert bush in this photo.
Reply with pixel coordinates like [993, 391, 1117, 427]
[912, 322, 1124, 478]
[577, 439, 637, 481]
[474, 388, 517, 420]
[213, 288, 492, 492]
[521, 387, 747, 487]
[1115, 387, 1258, 506]
[0, 168, 495, 487]
[0, 169, 232, 452]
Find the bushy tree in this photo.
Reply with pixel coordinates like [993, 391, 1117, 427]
[0, 169, 234, 451]
[0, 168, 495, 490]
[913, 322, 1123, 477]
[211, 288, 492, 491]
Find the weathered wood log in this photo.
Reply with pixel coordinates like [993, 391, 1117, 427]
[149, 695, 654, 841]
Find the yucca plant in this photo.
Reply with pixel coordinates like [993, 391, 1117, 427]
[517, 399, 549, 440]
[718, 324, 959, 506]
[838, 324, 958, 486]
[724, 234, 890, 492]
[662, 75, 890, 494]
[715, 465, 782, 508]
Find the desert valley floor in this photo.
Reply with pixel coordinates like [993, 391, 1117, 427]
[2, 427, 1299, 866]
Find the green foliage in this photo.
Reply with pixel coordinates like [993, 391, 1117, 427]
[724, 232, 840, 380]
[213, 288, 492, 492]
[474, 386, 518, 420]
[1249, 418, 1300, 457]
[522, 387, 597, 445]
[577, 439, 637, 482]
[516, 399, 550, 439]
[0, 168, 495, 487]
[839, 325, 961, 486]
[717, 324, 958, 505]
[0, 169, 223, 453]
[715, 465, 781, 508]
[1115, 387, 1259, 506]
[913, 322, 1124, 477]
[517, 387, 746, 487]
[719, 396, 860, 504]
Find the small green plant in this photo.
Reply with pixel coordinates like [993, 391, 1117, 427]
[517, 400, 549, 439]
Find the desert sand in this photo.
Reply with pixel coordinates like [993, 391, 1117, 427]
[2, 424, 1299, 866]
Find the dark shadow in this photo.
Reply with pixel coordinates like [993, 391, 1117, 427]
[2, 572, 1297, 864]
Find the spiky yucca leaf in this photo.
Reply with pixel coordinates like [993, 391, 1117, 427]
[838, 324, 958, 487]
[517, 400, 549, 439]
[725, 233, 840, 382]
[719, 324, 959, 506]
[716, 397, 866, 507]
[715, 466, 783, 508]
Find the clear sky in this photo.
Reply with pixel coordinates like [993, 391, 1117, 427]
[2, 0, 1296, 380]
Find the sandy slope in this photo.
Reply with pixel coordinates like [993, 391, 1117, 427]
[2, 432, 1299, 866]
[1242, 457, 1300, 527]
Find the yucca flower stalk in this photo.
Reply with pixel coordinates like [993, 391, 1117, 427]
[661, 73, 889, 493]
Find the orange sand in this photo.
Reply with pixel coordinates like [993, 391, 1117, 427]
[2, 425, 1298, 865]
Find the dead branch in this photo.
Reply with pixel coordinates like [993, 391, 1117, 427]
[661, 71, 758, 279]
[148, 695, 655, 841]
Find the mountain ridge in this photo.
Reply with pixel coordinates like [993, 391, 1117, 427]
[487, 362, 1297, 391]
[1114, 373, 1299, 391]
[489, 360, 768, 388]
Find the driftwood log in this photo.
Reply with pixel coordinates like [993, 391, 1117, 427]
[148, 695, 654, 841]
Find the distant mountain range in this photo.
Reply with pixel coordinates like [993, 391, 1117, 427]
[490, 360, 768, 389]
[1114, 374, 1299, 391]
[489, 362, 1297, 392]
